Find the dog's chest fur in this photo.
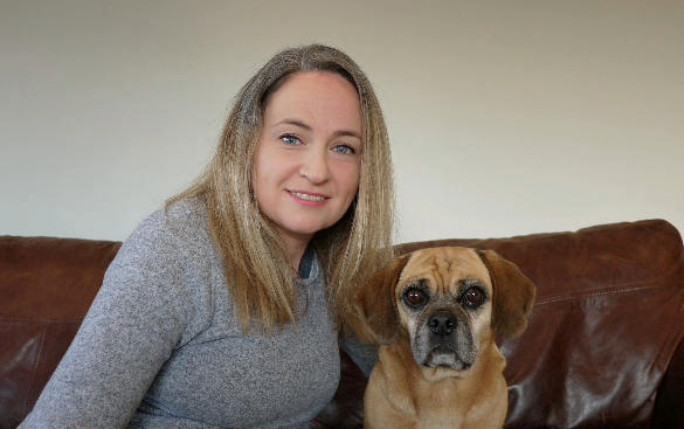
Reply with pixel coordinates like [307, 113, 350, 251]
[366, 339, 508, 429]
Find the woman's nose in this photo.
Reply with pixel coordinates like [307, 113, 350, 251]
[299, 148, 330, 184]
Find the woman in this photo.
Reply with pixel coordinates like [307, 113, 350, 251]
[20, 44, 395, 428]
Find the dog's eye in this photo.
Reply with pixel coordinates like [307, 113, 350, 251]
[403, 288, 428, 308]
[461, 287, 486, 309]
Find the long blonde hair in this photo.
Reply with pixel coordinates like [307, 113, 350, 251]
[170, 44, 394, 333]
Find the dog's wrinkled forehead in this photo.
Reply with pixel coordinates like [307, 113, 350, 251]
[400, 247, 492, 293]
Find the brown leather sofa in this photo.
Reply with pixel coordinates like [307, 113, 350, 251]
[2, 219, 683, 428]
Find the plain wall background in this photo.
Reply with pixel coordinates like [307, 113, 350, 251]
[2, 0, 682, 244]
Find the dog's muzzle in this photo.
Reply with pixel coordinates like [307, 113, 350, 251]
[413, 309, 477, 371]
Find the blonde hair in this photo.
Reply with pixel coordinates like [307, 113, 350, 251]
[170, 44, 394, 333]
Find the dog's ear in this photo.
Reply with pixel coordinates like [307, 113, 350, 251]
[477, 249, 536, 339]
[351, 255, 410, 345]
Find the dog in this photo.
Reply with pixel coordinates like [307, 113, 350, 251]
[353, 247, 536, 429]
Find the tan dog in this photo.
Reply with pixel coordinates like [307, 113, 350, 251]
[354, 247, 536, 429]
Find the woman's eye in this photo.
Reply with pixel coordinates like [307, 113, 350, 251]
[333, 144, 355, 155]
[281, 135, 301, 145]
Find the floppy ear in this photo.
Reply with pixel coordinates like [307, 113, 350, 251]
[477, 249, 536, 339]
[351, 255, 410, 345]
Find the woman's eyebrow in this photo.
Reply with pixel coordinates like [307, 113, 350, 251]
[275, 119, 312, 131]
[334, 129, 362, 140]
[275, 119, 361, 139]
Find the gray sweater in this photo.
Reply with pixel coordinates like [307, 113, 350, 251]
[20, 198, 374, 428]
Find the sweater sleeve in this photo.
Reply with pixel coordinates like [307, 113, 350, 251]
[20, 212, 191, 429]
[339, 331, 379, 377]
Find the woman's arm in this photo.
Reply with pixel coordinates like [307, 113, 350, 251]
[20, 212, 190, 428]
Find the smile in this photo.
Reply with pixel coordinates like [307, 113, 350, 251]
[289, 191, 328, 202]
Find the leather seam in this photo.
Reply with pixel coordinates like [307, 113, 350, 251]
[535, 282, 683, 306]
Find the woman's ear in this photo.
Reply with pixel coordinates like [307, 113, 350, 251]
[351, 255, 410, 345]
[477, 250, 536, 339]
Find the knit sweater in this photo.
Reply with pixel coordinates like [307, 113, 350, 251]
[20, 198, 372, 428]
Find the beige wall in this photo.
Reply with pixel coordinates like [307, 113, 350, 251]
[2, 0, 682, 243]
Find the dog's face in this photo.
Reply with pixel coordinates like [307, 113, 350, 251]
[396, 248, 493, 371]
[353, 247, 536, 374]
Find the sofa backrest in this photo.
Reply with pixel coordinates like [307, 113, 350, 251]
[2, 219, 684, 429]
[0, 236, 121, 428]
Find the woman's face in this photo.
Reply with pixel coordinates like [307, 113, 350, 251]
[254, 71, 363, 252]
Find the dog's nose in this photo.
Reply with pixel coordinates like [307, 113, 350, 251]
[428, 311, 456, 337]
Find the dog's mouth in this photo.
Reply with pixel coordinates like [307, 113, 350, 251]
[423, 345, 474, 371]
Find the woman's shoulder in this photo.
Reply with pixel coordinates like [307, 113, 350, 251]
[120, 196, 215, 264]
[106, 197, 221, 321]
[143, 196, 208, 237]
[162, 195, 210, 234]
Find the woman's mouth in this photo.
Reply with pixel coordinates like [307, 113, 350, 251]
[288, 191, 328, 204]
[290, 192, 326, 202]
